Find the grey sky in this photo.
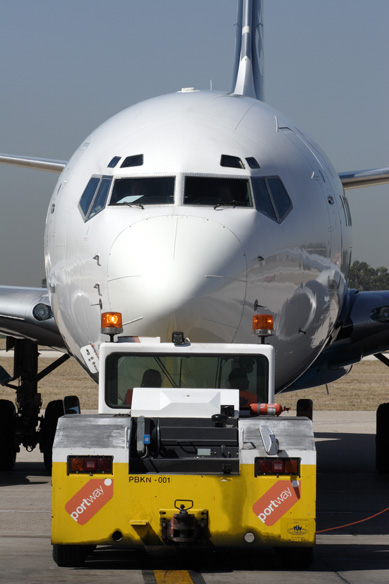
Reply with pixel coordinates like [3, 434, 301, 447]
[0, 0, 388, 286]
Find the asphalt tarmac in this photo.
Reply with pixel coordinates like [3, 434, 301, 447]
[1, 411, 388, 584]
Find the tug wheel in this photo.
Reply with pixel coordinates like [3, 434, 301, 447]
[275, 546, 314, 569]
[41, 399, 64, 471]
[52, 544, 92, 567]
[296, 398, 313, 420]
[0, 400, 17, 471]
[376, 403, 389, 473]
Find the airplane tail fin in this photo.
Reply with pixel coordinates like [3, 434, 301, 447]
[232, 0, 264, 100]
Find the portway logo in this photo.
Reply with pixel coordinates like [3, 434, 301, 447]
[65, 478, 114, 526]
[252, 480, 300, 526]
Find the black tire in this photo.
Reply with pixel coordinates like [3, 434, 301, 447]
[41, 399, 64, 471]
[376, 403, 389, 473]
[0, 399, 17, 471]
[275, 546, 314, 570]
[297, 398, 313, 420]
[52, 544, 91, 567]
[63, 395, 81, 415]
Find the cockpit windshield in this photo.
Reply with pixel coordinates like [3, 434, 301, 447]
[109, 176, 175, 206]
[184, 176, 252, 207]
[105, 352, 268, 410]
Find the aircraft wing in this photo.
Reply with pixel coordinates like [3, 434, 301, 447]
[340, 167, 389, 189]
[0, 156, 66, 350]
[0, 153, 66, 173]
[0, 286, 66, 349]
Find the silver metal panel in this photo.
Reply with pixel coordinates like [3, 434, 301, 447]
[54, 415, 131, 450]
[259, 424, 278, 455]
[240, 417, 315, 452]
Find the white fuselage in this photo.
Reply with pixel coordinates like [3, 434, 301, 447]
[45, 90, 350, 390]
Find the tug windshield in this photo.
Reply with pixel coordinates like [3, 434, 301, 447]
[105, 352, 268, 409]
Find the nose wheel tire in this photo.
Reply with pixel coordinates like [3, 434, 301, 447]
[0, 400, 17, 470]
[52, 544, 93, 567]
[376, 403, 389, 473]
[275, 546, 314, 569]
[40, 400, 65, 471]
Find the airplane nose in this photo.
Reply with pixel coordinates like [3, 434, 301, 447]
[107, 215, 247, 342]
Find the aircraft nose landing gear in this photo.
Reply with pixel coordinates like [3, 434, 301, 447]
[0, 337, 77, 471]
[0, 399, 17, 470]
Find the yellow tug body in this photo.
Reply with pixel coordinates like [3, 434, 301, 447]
[51, 340, 316, 567]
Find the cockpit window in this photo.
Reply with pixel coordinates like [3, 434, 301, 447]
[88, 177, 112, 219]
[79, 175, 112, 221]
[252, 177, 292, 223]
[79, 177, 100, 218]
[121, 154, 144, 168]
[246, 157, 260, 169]
[108, 156, 121, 168]
[220, 154, 245, 169]
[109, 177, 175, 206]
[267, 178, 292, 221]
[184, 177, 253, 207]
[252, 178, 277, 220]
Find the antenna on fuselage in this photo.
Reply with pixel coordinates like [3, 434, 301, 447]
[232, 0, 264, 100]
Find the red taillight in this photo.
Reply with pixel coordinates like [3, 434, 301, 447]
[255, 457, 300, 477]
[69, 457, 84, 473]
[256, 458, 273, 474]
[68, 456, 113, 475]
[97, 457, 113, 473]
[284, 458, 300, 474]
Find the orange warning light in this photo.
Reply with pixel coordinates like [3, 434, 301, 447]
[101, 312, 123, 338]
[101, 312, 123, 329]
[252, 314, 274, 331]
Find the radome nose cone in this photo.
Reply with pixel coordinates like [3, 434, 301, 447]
[107, 215, 247, 341]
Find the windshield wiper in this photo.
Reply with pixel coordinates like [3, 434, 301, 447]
[118, 202, 144, 209]
[214, 200, 239, 209]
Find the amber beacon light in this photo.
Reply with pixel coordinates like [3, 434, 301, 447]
[252, 314, 274, 342]
[101, 312, 123, 339]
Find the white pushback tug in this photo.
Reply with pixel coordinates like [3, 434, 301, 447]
[51, 313, 316, 568]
